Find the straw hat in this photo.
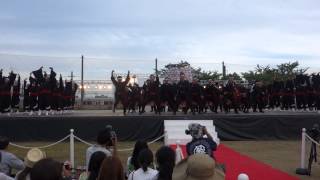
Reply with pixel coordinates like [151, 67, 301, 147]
[24, 148, 46, 168]
[172, 154, 225, 180]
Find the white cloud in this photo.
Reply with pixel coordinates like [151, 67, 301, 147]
[0, 0, 320, 79]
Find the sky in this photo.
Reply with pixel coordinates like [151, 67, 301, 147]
[0, 0, 320, 79]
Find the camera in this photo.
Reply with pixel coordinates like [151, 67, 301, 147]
[105, 125, 117, 146]
[185, 123, 205, 139]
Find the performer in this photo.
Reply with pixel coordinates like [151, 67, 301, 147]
[251, 81, 266, 113]
[204, 80, 219, 113]
[140, 74, 161, 114]
[38, 72, 52, 115]
[160, 77, 176, 114]
[190, 78, 204, 114]
[1, 71, 16, 114]
[282, 76, 295, 110]
[270, 75, 283, 110]
[176, 72, 191, 114]
[11, 75, 20, 113]
[51, 74, 62, 113]
[223, 77, 238, 113]
[23, 78, 31, 112]
[128, 83, 141, 113]
[111, 70, 130, 115]
[0, 69, 3, 113]
[28, 75, 39, 115]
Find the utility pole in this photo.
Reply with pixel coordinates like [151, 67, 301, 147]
[222, 61, 226, 78]
[70, 71, 74, 81]
[81, 55, 84, 105]
[155, 58, 158, 76]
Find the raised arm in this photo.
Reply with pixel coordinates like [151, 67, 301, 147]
[111, 70, 117, 85]
[124, 70, 130, 85]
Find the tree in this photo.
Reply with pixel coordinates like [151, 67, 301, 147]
[242, 61, 309, 84]
[221, 72, 242, 81]
[198, 70, 222, 80]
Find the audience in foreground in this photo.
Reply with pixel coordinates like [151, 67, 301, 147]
[98, 156, 124, 180]
[128, 148, 158, 180]
[86, 127, 114, 168]
[30, 158, 63, 180]
[0, 172, 14, 180]
[0, 136, 24, 176]
[156, 146, 176, 180]
[172, 153, 225, 180]
[15, 148, 46, 180]
[126, 140, 149, 176]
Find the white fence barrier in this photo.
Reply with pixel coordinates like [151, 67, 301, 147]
[296, 128, 320, 175]
[9, 129, 166, 169]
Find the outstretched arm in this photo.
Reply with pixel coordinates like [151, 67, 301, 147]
[111, 70, 117, 85]
[124, 70, 130, 85]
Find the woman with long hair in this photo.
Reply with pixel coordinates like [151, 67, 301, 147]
[127, 140, 149, 176]
[97, 156, 124, 180]
[155, 146, 176, 180]
[128, 148, 158, 180]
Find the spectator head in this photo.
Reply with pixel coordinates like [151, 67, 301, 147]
[0, 136, 9, 150]
[30, 158, 63, 180]
[172, 154, 225, 180]
[97, 128, 112, 147]
[98, 156, 124, 180]
[88, 151, 107, 180]
[131, 140, 148, 170]
[138, 148, 154, 172]
[180, 72, 185, 80]
[150, 74, 155, 81]
[156, 146, 176, 180]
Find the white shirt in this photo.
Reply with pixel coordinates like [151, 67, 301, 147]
[0, 172, 14, 180]
[128, 168, 158, 180]
[85, 145, 112, 169]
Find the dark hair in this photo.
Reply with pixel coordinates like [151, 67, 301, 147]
[0, 136, 9, 150]
[156, 146, 176, 180]
[17, 167, 32, 180]
[30, 158, 63, 180]
[88, 151, 107, 180]
[138, 148, 154, 172]
[97, 128, 112, 146]
[98, 156, 124, 180]
[131, 140, 148, 170]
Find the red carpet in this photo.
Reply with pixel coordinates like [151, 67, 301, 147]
[171, 144, 299, 180]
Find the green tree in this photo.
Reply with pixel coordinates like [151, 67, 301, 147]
[221, 72, 242, 81]
[198, 70, 222, 80]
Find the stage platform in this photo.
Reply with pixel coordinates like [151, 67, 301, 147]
[0, 110, 319, 141]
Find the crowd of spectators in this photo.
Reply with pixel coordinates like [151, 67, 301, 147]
[0, 124, 226, 180]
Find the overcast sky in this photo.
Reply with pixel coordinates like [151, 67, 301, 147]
[0, 0, 320, 79]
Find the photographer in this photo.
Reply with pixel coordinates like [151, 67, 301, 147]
[85, 126, 117, 170]
[185, 123, 217, 158]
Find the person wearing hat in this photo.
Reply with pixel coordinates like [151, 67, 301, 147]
[172, 154, 225, 180]
[15, 148, 46, 180]
[0, 136, 24, 176]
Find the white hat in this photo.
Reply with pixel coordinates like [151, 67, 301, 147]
[24, 148, 46, 168]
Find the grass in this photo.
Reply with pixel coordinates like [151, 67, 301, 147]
[8, 141, 320, 180]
